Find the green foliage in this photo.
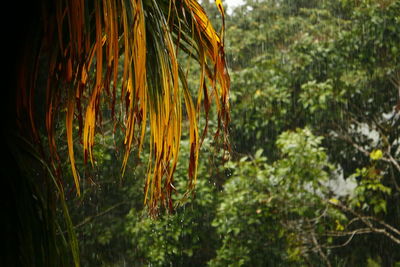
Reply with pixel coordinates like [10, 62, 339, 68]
[210, 129, 337, 266]
[62, 0, 400, 265]
[125, 177, 218, 266]
[349, 162, 392, 214]
[210, 152, 284, 266]
[121, 139, 223, 266]
[6, 136, 79, 266]
[299, 79, 334, 113]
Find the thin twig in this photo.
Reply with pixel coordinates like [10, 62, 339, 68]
[328, 200, 400, 245]
[74, 201, 128, 229]
[325, 228, 368, 249]
[58, 201, 129, 235]
[308, 221, 332, 267]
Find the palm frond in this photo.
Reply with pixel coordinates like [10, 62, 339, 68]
[16, 0, 229, 212]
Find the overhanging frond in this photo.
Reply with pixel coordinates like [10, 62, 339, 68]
[16, 0, 230, 213]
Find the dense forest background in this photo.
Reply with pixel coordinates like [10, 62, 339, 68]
[6, 0, 400, 266]
[58, 0, 399, 265]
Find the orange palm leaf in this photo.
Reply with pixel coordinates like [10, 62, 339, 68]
[16, 0, 230, 213]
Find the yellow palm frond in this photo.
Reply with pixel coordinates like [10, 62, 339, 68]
[16, 0, 230, 213]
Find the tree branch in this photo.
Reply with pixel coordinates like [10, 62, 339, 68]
[306, 219, 332, 267]
[325, 228, 369, 249]
[328, 200, 400, 245]
[74, 201, 128, 229]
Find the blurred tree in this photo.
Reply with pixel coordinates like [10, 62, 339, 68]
[210, 128, 337, 266]
[223, 0, 400, 264]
